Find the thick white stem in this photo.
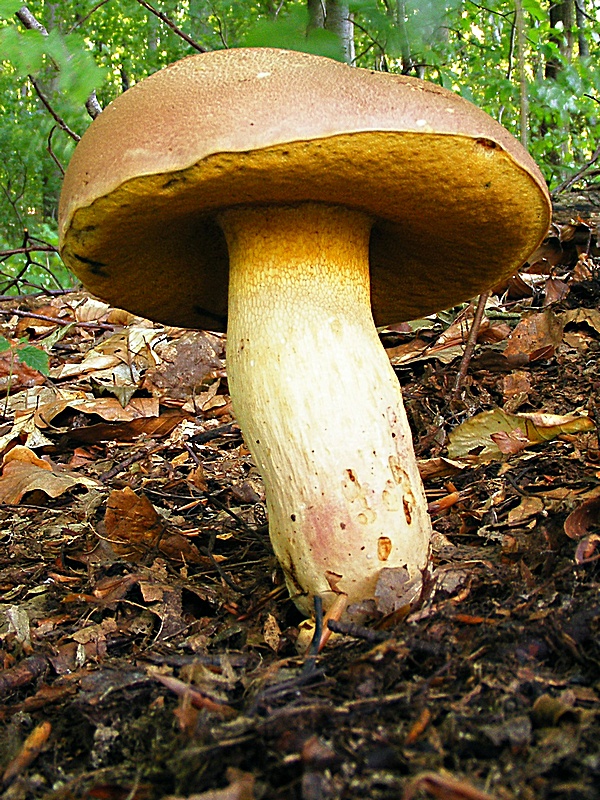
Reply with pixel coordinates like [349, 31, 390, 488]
[220, 204, 432, 616]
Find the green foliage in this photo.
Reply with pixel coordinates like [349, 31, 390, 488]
[0, 335, 50, 376]
[241, 5, 345, 60]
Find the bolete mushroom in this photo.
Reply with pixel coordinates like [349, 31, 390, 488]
[59, 48, 551, 617]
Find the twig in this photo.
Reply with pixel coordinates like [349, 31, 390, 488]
[16, 5, 48, 35]
[0, 244, 57, 258]
[28, 75, 81, 141]
[0, 653, 48, 696]
[327, 618, 389, 642]
[0, 307, 114, 329]
[66, 0, 113, 34]
[552, 143, 600, 196]
[132, 0, 206, 52]
[402, 771, 497, 800]
[46, 127, 66, 174]
[452, 291, 489, 400]
[85, 91, 103, 119]
[0, 289, 73, 302]
[99, 443, 164, 483]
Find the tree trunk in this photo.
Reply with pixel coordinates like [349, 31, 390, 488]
[546, 0, 574, 79]
[575, 0, 589, 57]
[307, 0, 325, 31]
[324, 0, 355, 64]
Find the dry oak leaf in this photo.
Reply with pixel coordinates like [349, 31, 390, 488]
[0, 445, 100, 504]
[448, 409, 594, 462]
[104, 487, 201, 563]
[503, 308, 564, 361]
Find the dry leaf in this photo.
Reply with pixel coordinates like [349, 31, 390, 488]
[564, 490, 600, 540]
[448, 409, 594, 461]
[560, 307, 600, 336]
[0, 445, 100, 504]
[263, 613, 282, 652]
[104, 487, 201, 563]
[504, 309, 564, 361]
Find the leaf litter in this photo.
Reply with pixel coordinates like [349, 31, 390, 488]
[1, 212, 600, 799]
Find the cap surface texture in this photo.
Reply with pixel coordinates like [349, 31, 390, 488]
[59, 47, 551, 330]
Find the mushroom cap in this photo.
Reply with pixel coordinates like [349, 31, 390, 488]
[59, 47, 551, 331]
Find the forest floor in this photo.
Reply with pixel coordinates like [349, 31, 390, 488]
[1, 200, 600, 800]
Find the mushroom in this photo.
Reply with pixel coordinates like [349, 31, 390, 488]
[59, 48, 551, 617]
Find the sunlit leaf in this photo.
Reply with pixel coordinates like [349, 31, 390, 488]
[0, 0, 20, 19]
[18, 345, 50, 375]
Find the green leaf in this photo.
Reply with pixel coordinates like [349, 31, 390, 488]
[0, 336, 11, 353]
[0, 0, 21, 19]
[45, 30, 106, 104]
[0, 27, 46, 76]
[241, 6, 345, 62]
[18, 345, 50, 375]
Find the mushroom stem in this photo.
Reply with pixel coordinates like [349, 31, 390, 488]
[220, 203, 432, 616]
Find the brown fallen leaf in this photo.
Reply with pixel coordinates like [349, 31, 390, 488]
[163, 769, 254, 800]
[504, 308, 564, 362]
[0, 445, 100, 504]
[35, 396, 159, 427]
[104, 487, 201, 563]
[489, 427, 530, 455]
[564, 490, 600, 540]
[563, 491, 600, 564]
[448, 409, 594, 462]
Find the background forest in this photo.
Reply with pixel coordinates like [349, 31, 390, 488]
[0, 0, 598, 296]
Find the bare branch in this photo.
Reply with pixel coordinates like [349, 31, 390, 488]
[0, 245, 58, 258]
[0, 307, 115, 331]
[16, 5, 48, 35]
[66, 0, 113, 34]
[28, 75, 81, 142]
[133, 0, 206, 52]
[46, 127, 65, 175]
[85, 91, 102, 119]
[552, 144, 600, 195]
[452, 291, 490, 400]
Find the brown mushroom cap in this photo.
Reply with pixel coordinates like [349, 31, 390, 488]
[59, 47, 551, 331]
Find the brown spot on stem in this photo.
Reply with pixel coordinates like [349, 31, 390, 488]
[403, 496, 413, 525]
[378, 536, 392, 561]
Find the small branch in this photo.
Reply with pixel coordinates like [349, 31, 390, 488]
[85, 91, 103, 119]
[552, 144, 600, 196]
[0, 307, 115, 330]
[0, 289, 73, 302]
[16, 5, 48, 35]
[28, 75, 81, 142]
[47, 127, 65, 175]
[0, 244, 58, 258]
[452, 291, 490, 400]
[66, 0, 113, 34]
[133, 0, 206, 52]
